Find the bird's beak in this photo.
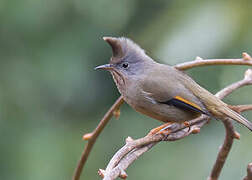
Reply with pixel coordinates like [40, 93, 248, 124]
[94, 64, 114, 71]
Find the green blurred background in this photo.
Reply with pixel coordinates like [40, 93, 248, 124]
[1, 0, 252, 179]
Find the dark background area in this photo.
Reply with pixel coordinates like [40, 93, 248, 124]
[0, 0, 252, 179]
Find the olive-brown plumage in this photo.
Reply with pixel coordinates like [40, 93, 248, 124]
[95, 37, 252, 131]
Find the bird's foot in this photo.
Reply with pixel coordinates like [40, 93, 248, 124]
[184, 121, 191, 132]
[148, 122, 173, 136]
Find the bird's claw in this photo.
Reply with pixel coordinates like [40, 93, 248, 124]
[148, 122, 173, 136]
[184, 121, 191, 132]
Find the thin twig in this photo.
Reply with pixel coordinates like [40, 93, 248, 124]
[231, 105, 252, 113]
[208, 68, 252, 180]
[72, 96, 124, 180]
[208, 120, 235, 180]
[216, 69, 252, 99]
[175, 53, 252, 70]
[244, 163, 252, 180]
[101, 67, 252, 180]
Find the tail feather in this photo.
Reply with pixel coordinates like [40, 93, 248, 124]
[222, 106, 252, 131]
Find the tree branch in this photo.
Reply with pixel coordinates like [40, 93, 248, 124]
[73, 52, 252, 180]
[208, 69, 252, 180]
[72, 96, 124, 180]
[208, 120, 236, 180]
[174, 52, 252, 71]
[244, 163, 252, 180]
[231, 105, 252, 113]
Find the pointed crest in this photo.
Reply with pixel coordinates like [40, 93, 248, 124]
[103, 37, 123, 58]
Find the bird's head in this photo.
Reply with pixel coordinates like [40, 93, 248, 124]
[95, 37, 153, 80]
[95, 37, 154, 93]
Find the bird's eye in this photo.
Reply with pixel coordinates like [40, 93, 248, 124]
[122, 62, 129, 69]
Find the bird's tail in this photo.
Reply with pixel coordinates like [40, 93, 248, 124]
[221, 106, 252, 131]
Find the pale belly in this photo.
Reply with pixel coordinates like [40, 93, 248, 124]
[125, 96, 200, 123]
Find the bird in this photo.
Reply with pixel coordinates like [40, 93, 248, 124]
[95, 36, 252, 134]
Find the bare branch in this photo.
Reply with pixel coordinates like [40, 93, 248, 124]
[208, 120, 235, 180]
[231, 105, 252, 113]
[72, 96, 124, 180]
[216, 69, 252, 99]
[175, 53, 252, 71]
[207, 70, 252, 179]
[208, 68, 252, 180]
[244, 163, 252, 180]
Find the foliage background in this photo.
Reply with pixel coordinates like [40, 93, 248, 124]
[1, 0, 252, 179]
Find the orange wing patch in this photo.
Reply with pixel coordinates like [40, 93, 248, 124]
[174, 96, 202, 111]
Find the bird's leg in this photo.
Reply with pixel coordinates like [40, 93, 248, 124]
[148, 122, 173, 136]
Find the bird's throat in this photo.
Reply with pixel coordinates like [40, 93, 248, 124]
[111, 71, 126, 95]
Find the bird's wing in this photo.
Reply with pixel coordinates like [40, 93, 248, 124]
[141, 68, 209, 115]
[160, 96, 208, 114]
